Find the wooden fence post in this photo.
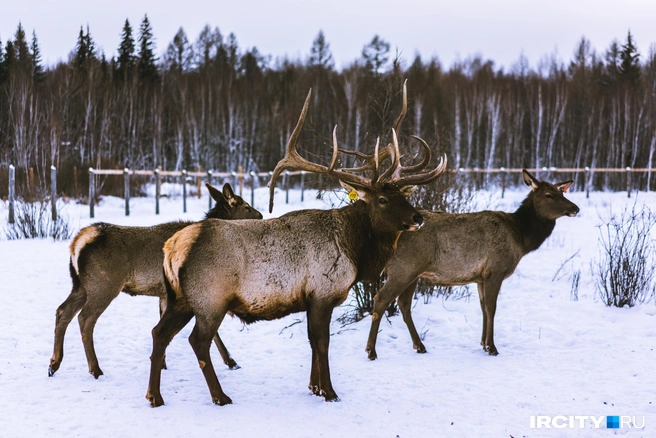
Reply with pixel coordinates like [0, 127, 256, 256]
[124, 167, 130, 216]
[231, 171, 238, 192]
[238, 166, 244, 196]
[51, 165, 57, 221]
[250, 171, 256, 209]
[500, 167, 506, 199]
[626, 167, 632, 198]
[585, 167, 590, 199]
[197, 165, 202, 199]
[182, 169, 187, 213]
[8, 164, 15, 224]
[284, 170, 290, 204]
[89, 168, 95, 218]
[155, 168, 161, 215]
[207, 170, 213, 210]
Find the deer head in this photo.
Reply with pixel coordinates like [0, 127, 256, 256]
[206, 182, 263, 220]
[522, 169, 580, 220]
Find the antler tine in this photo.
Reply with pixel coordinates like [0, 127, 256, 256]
[390, 134, 432, 180]
[392, 79, 408, 134]
[370, 138, 381, 184]
[378, 128, 401, 183]
[269, 89, 330, 212]
[390, 135, 448, 187]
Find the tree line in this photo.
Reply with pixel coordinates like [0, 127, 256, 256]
[1, 16, 656, 196]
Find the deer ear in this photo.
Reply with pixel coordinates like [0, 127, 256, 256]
[222, 183, 238, 207]
[522, 169, 539, 190]
[339, 181, 368, 201]
[206, 183, 227, 205]
[399, 185, 416, 197]
[556, 180, 574, 193]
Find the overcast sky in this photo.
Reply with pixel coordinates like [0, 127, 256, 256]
[1, 0, 655, 71]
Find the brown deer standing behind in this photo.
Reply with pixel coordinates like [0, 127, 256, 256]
[48, 183, 262, 379]
[365, 170, 580, 359]
[145, 87, 447, 406]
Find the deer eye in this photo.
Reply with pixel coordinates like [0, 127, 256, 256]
[245, 207, 252, 212]
[378, 197, 388, 205]
[545, 193, 553, 199]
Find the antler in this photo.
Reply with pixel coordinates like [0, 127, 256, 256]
[268, 83, 447, 212]
[268, 90, 375, 212]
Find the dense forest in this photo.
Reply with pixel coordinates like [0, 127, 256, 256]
[1, 16, 656, 195]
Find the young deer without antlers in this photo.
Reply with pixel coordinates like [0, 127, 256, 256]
[49, 183, 262, 379]
[146, 86, 447, 406]
[365, 170, 580, 359]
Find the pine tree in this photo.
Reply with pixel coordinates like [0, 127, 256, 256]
[362, 35, 390, 76]
[116, 19, 136, 80]
[137, 15, 158, 83]
[309, 30, 334, 70]
[75, 25, 96, 71]
[619, 30, 640, 86]
[30, 30, 45, 83]
[75, 27, 88, 70]
[85, 25, 96, 60]
[14, 23, 31, 72]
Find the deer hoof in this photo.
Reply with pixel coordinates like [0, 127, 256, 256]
[148, 394, 165, 407]
[213, 395, 233, 406]
[323, 392, 340, 402]
[309, 384, 321, 396]
[366, 349, 378, 361]
[226, 358, 241, 370]
[414, 344, 427, 354]
[89, 368, 104, 379]
[48, 363, 59, 377]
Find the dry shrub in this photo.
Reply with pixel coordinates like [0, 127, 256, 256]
[4, 195, 74, 241]
[594, 203, 656, 307]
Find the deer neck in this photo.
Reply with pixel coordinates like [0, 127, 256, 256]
[339, 201, 401, 283]
[512, 197, 556, 254]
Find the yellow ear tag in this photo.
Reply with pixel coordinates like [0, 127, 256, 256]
[348, 189, 359, 202]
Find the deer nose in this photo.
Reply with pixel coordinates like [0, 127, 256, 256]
[412, 213, 424, 226]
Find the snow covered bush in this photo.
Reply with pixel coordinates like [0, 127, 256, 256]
[594, 203, 656, 307]
[4, 198, 74, 241]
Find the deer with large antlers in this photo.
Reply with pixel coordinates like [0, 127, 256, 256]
[146, 85, 446, 406]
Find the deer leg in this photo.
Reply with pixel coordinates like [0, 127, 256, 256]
[188, 312, 233, 406]
[76, 285, 121, 379]
[306, 312, 321, 395]
[158, 297, 168, 370]
[213, 333, 240, 370]
[146, 297, 194, 407]
[307, 302, 339, 402]
[49, 283, 87, 376]
[365, 274, 418, 360]
[397, 279, 425, 353]
[477, 282, 487, 350]
[482, 277, 503, 356]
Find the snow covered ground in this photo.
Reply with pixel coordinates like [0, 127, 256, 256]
[1, 184, 655, 437]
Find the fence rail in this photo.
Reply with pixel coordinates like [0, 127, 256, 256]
[4, 165, 656, 225]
